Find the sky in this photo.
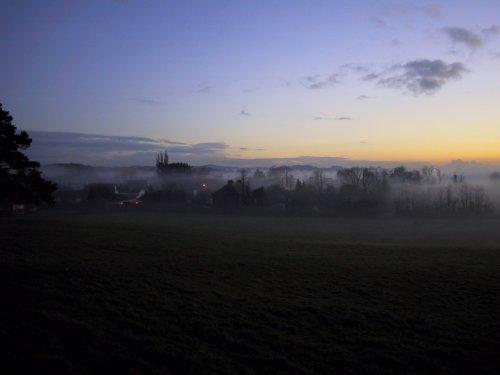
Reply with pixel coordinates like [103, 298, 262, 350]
[1, 0, 500, 167]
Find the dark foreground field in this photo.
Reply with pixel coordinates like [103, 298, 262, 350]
[1, 212, 500, 374]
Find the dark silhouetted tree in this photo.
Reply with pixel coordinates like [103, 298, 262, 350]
[312, 170, 324, 193]
[156, 150, 191, 176]
[290, 179, 315, 212]
[252, 186, 269, 207]
[336, 167, 387, 216]
[0, 103, 57, 206]
[156, 150, 169, 175]
[390, 166, 421, 184]
[239, 168, 251, 204]
[166, 162, 192, 173]
[337, 167, 363, 189]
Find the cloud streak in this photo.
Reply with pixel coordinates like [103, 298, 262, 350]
[313, 116, 352, 121]
[239, 105, 252, 116]
[194, 85, 213, 94]
[365, 59, 467, 95]
[383, 3, 441, 19]
[26, 131, 229, 166]
[126, 97, 168, 105]
[300, 74, 340, 89]
[242, 87, 260, 94]
[357, 95, 374, 100]
[27, 131, 440, 168]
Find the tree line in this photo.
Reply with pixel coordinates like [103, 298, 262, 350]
[0, 102, 497, 218]
[146, 160, 494, 217]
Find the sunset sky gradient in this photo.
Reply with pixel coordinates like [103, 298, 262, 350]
[1, 0, 499, 166]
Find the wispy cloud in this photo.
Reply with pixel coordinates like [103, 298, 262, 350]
[313, 116, 337, 121]
[357, 95, 374, 100]
[242, 87, 260, 94]
[341, 64, 370, 75]
[239, 105, 252, 116]
[183, 142, 228, 155]
[298, 56, 468, 97]
[126, 97, 168, 105]
[26, 131, 229, 166]
[300, 74, 340, 89]
[483, 25, 500, 38]
[442, 25, 498, 53]
[383, 3, 441, 19]
[158, 139, 186, 146]
[365, 59, 467, 95]
[313, 116, 352, 121]
[194, 85, 213, 94]
[444, 27, 482, 48]
[302, 64, 371, 89]
[370, 17, 389, 29]
[29, 132, 183, 150]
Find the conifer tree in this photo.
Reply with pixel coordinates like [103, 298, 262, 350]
[0, 103, 57, 205]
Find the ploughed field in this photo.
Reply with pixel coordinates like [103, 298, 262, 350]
[1, 212, 500, 374]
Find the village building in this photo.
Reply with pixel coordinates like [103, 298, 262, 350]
[212, 180, 241, 208]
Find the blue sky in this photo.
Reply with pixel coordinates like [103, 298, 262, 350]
[1, 0, 500, 166]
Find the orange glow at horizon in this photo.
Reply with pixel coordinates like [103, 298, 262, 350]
[234, 143, 500, 165]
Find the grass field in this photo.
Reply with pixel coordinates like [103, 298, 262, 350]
[1, 212, 500, 374]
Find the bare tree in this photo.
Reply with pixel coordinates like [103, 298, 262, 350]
[313, 170, 324, 193]
[337, 167, 363, 190]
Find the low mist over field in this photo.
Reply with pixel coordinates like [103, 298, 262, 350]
[40, 158, 500, 218]
[2, 156, 500, 372]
